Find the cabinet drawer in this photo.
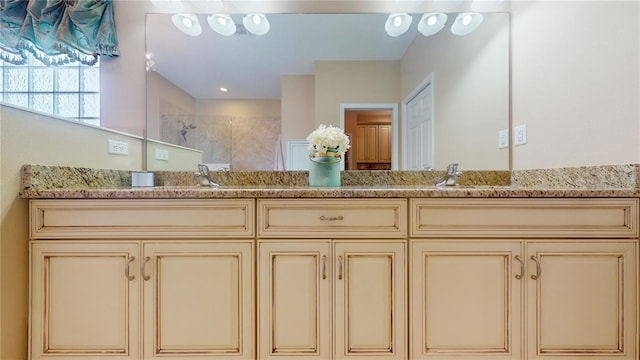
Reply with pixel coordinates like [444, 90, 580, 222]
[411, 198, 638, 238]
[30, 199, 254, 239]
[258, 199, 407, 238]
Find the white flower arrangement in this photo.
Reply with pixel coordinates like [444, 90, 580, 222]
[306, 124, 351, 156]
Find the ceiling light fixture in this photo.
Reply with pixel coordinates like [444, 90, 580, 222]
[385, 13, 413, 37]
[417, 13, 447, 36]
[242, 13, 270, 35]
[451, 12, 483, 36]
[172, 14, 202, 36]
[150, 0, 184, 12]
[208, 14, 236, 36]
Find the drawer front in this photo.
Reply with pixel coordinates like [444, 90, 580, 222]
[30, 199, 254, 239]
[258, 199, 407, 238]
[411, 198, 639, 238]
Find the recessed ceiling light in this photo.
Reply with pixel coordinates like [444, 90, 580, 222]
[219, 87, 229, 92]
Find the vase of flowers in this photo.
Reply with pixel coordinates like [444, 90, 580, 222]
[306, 124, 351, 187]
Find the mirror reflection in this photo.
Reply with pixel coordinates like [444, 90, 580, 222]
[146, 12, 509, 171]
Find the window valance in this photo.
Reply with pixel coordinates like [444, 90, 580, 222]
[0, 0, 119, 66]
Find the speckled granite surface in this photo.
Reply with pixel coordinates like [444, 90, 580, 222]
[19, 164, 640, 199]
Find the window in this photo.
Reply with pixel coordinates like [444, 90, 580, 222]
[0, 53, 100, 126]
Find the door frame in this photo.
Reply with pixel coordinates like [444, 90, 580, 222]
[339, 103, 399, 170]
[401, 73, 434, 170]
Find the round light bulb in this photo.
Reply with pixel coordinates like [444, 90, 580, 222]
[393, 16, 403, 27]
[182, 17, 193, 29]
[217, 16, 227, 26]
[252, 14, 261, 25]
[462, 15, 472, 26]
[427, 15, 437, 26]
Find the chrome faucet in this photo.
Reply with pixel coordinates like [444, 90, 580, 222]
[194, 164, 220, 187]
[435, 163, 463, 187]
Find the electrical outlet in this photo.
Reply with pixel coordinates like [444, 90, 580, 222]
[108, 140, 129, 155]
[498, 129, 509, 148]
[155, 149, 169, 161]
[514, 124, 527, 146]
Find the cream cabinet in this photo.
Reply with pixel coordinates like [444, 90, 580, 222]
[257, 199, 407, 360]
[29, 199, 255, 360]
[410, 198, 639, 360]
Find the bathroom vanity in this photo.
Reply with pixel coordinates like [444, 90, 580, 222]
[22, 165, 640, 360]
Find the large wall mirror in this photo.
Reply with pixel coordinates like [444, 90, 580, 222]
[145, 11, 510, 171]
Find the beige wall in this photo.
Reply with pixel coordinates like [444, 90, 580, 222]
[101, 0, 640, 171]
[400, 12, 510, 170]
[146, 70, 197, 140]
[0, 105, 143, 359]
[281, 75, 316, 165]
[315, 61, 401, 128]
[510, 0, 639, 169]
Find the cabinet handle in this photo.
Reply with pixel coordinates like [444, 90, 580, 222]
[320, 215, 344, 221]
[141, 256, 151, 281]
[125, 256, 135, 281]
[322, 255, 327, 280]
[530, 256, 541, 280]
[338, 256, 343, 280]
[514, 255, 524, 280]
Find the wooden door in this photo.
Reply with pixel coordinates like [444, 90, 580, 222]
[30, 241, 140, 360]
[410, 241, 523, 359]
[526, 241, 637, 359]
[334, 241, 406, 360]
[258, 241, 331, 359]
[142, 241, 254, 359]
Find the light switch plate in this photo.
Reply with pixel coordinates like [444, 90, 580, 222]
[498, 129, 509, 148]
[514, 124, 527, 146]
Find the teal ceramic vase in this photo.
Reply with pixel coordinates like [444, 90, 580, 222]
[309, 153, 341, 187]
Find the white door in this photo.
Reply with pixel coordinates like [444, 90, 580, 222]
[403, 77, 434, 170]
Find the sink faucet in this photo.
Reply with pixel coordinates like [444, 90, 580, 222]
[435, 163, 463, 187]
[194, 164, 220, 187]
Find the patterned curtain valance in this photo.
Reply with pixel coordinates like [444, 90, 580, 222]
[0, 0, 119, 66]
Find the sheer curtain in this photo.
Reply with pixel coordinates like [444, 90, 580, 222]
[0, 0, 118, 65]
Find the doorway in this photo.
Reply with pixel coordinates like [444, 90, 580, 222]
[340, 104, 399, 170]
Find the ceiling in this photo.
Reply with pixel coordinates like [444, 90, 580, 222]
[146, 13, 419, 99]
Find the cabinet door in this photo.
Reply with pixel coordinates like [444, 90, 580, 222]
[258, 241, 331, 359]
[334, 241, 406, 360]
[142, 241, 254, 359]
[378, 125, 392, 163]
[410, 241, 523, 360]
[526, 241, 637, 359]
[355, 125, 379, 163]
[30, 241, 140, 360]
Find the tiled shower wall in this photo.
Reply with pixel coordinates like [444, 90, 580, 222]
[160, 112, 281, 170]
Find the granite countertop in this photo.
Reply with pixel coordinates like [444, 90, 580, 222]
[19, 164, 640, 199]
